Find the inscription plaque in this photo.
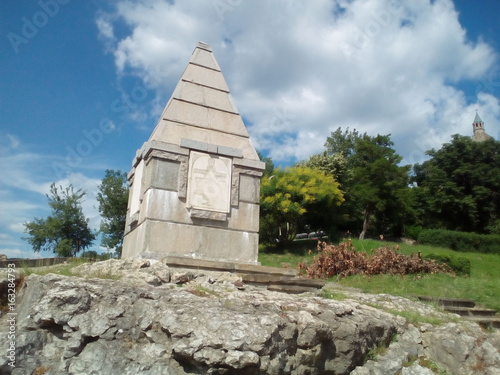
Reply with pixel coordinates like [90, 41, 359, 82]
[187, 151, 232, 213]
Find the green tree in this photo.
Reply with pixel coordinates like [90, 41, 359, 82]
[257, 150, 275, 177]
[24, 183, 95, 256]
[97, 170, 129, 257]
[321, 128, 411, 239]
[296, 152, 350, 188]
[350, 134, 411, 239]
[413, 135, 500, 234]
[80, 250, 98, 259]
[325, 127, 363, 159]
[322, 127, 365, 232]
[260, 166, 344, 244]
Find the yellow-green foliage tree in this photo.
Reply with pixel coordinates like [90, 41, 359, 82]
[260, 166, 344, 244]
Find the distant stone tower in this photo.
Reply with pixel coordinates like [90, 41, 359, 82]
[471, 112, 493, 142]
[121, 42, 265, 264]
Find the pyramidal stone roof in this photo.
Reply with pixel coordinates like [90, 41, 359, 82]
[149, 42, 259, 160]
[473, 112, 483, 124]
[471, 111, 493, 142]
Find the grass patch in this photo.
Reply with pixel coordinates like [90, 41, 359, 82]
[259, 248, 313, 269]
[364, 301, 451, 326]
[20, 258, 122, 280]
[417, 358, 450, 375]
[384, 307, 454, 326]
[341, 239, 500, 311]
[365, 333, 398, 363]
[397, 357, 450, 375]
[320, 289, 348, 301]
[21, 257, 92, 277]
[188, 285, 221, 298]
[258, 238, 500, 311]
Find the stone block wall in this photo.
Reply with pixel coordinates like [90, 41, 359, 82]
[122, 140, 263, 264]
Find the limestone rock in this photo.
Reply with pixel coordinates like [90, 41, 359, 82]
[0, 267, 23, 303]
[70, 258, 171, 286]
[401, 363, 434, 375]
[0, 260, 499, 375]
[422, 322, 500, 375]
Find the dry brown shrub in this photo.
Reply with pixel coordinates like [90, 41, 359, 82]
[300, 241, 452, 279]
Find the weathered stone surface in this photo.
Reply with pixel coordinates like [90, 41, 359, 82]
[0, 267, 23, 303]
[338, 285, 500, 375]
[144, 158, 180, 192]
[122, 43, 265, 265]
[71, 258, 171, 286]
[151, 121, 260, 161]
[186, 151, 232, 213]
[123, 220, 260, 263]
[422, 322, 500, 375]
[1, 261, 499, 375]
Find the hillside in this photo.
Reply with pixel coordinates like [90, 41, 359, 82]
[1, 259, 499, 374]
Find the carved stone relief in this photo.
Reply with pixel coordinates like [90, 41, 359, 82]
[187, 151, 232, 213]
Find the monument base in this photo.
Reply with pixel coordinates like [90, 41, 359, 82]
[122, 219, 260, 265]
[151, 255, 326, 294]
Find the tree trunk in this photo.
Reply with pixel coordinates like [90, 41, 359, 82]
[359, 207, 371, 240]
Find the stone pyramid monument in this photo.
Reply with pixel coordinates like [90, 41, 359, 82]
[122, 42, 265, 264]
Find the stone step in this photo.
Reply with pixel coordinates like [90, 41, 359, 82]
[417, 295, 499, 329]
[267, 278, 325, 294]
[163, 255, 297, 277]
[241, 273, 325, 294]
[162, 255, 326, 294]
[240, 273, 323, 286]
[417, 295, 476, 308]
[267, 284, 322, 294]
[239, 273, 297, 284]
[444, 306, 498, 317]
[466, 316, 500, 329]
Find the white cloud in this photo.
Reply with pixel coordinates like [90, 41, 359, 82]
[0, 197, 41, 232]
[97, 0, 499, 163]
[0, 141, 104, 258]
[96, 13, 115, 41]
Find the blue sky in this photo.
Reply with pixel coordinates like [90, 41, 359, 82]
[1, 0, 499, 258]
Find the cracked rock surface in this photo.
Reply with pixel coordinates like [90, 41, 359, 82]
[1, 260, 499, 374]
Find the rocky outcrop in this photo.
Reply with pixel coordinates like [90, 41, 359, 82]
[1, 260, 499, 374]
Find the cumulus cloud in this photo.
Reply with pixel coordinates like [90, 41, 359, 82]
[0, 191, 46, 258]
[96, 0, 499, 164]
[0, 140, 104, 257]
[0, 134, 21, 153]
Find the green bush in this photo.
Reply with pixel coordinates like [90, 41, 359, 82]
[260, 239, 320, 255]
[418, 229, 500, 254]
[422, 253, 471, 276]
[405, 225, 423, 240]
